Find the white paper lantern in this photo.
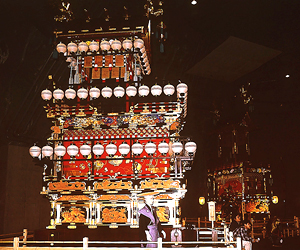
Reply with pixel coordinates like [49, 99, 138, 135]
[78, 41, 89, 53]
[138, 85, 150, 97]
[163, 84, 175, 96]
[65, 88, 76, 100]
[29, 145, 41, 158]
[56, 42, 66, 53]
[114, 86, 125, 98]
[53, 89, 64, 100]
[42, 145, 53, 157]
[101, 86, 113, 98]
[126, 86, 137, 97]
[89, 87, 100, 99]
[185, 142, 197, 154]
[134, 38, 144, 49]
[106, 143, 117, 155]
[122, 39, 132, 50]
[77, 87, 88, 99]
[177, 82, 188, 95]
[89, 40, 99, 52]
[41, 89, 52, 101]
[158, 141, 169, 155]
[100, 40, 110, 51]
[119, 142, 130, 156]
[132, 142, 143, 155]
[151, 84, 162, 96]
[111, 39, 122, 50]
[67, 144, 79, 157]
[92, 143, 104, 156]
[145, 142, 156, 155]
[171, 141, 183, 154]
[80, 144, 91, 156]
[54, 145, 66, 157]
[67, 42, 78, 53]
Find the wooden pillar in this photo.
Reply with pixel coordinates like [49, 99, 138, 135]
[198, 217, 200, 228]
[262, 218, 266, 239]
[13, 237, 19, 250]
[251, 218, 254, 239]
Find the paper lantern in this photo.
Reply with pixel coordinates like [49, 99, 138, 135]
[56, 42, 66, 53]
[89, 40, 99, 52]
[177, 82, 188, 95]
[111, 39, 122, 50]
[89, 87, 101, 99]
[65, 88, 76, 100]
[67, 144, 79, 157]
[29, 145, 41, 158]
[77, 87, 88, 99]
[134, 38, 144, 49]
[78, 41, 89, 53]
[54, 145, 66, 157]
[145, 142, 156, 155]
[158, 141, 169, 155]
[67, 42, 77, 53]
[119, 142, 130, 156]
[80, 144, 91, 157]
[101, 86, 113, 98]
[42, 145, 53, 157]
[199, 197, 205, 205]
[272, 196, 279, 204]
[92, 143, 104, 156]
[41, 89, 52, 101]
[151, 84, 162, 96]
[106, 143, 117, 156]
[138, 85, 150, 97]
[114, 86, 125, 98]
[171, 142, 183, 154]
[126, 86, 137, 97]
[53, 89, 64, 100]
[185, 142, 197, 154]
[100, 40, 110, 51]
[163, 84, 175, 96]
[122, 39, 132, 50]
[132, 142, 143, 155]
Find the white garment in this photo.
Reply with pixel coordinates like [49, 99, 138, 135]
[242, 240, 252, 250]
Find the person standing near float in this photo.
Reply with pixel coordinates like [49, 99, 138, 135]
[138, 192, 166, 247]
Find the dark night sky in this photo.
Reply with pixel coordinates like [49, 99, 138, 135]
[1, 0, 300, 220]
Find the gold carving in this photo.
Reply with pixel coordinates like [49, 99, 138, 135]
[49, 181, 86, 191]
[61, 207, 86, 223]
[156, 194, 173, 200]
[102, 207, 127, 223]
[98, 195, 130, 201]
[57, 195, 91, 201]
[156, 207, 169, 222]
[140, 179, 180, 189]
[94, 180, 132, 190]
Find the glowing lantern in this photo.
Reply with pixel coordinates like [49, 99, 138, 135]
[29, 145, 41, 158]
[185, 142, 197, 155]
[106, 143, 117, 156]
[111, 39, 121, 50]
[100, 40, 110, 51]
[134, 38, 144, 49]
[56, 42, 66, 53]
[122, 39, 132, 50]
[67, 144, 78, 157]
[171, 141, 183, 154]
[126, 86, 137, 97]
[145, 142, 156, 155]
[199, 197, 205, 205]
[114, 86, 125, 98]
[89, 40, 99, 52]
[272, 196, 279, 204]
[92, 143, 104, 156]
[158, 141, 169, 155]
[53, 89, 64, 100]
[78, 41, 89, 53]
[89, 87, 100, 99]
[54, 145, 66, 157]
[132, 142, 143, 155]
[151, 84, 162, 96]
[138, 85, 150, 97]
[177, 82, 188, 95]
[65, 88, 76, 100]
[41, 89, 52, 101]
[163, 84, 175, 96]
[77, 87, 88, 99]
[101, 86, 112, 98]
[42, 145, 53, 157]
[119, 142, 130, 156]
[80, 144, 91, 157]
[67, 42, 77, 53]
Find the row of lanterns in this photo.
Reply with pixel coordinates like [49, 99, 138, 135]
[56, 38, 146, 54]
[29, 141, 197, 158]
[41, 83, 188, 101]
